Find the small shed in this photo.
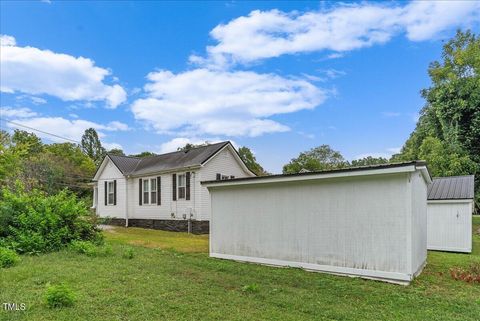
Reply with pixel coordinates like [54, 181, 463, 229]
[203, 161, 431, 284]
[427, 175, 475, 253]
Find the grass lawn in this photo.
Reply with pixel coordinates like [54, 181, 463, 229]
[1, 218, 479, 321]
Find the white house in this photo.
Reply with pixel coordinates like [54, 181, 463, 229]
[92, 142, 255, 233]
[427, 175, 475, 253]
[203, 161, 431, 284]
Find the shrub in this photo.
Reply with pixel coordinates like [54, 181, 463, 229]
[122, 247, 135, 259]
[0, 184, 102, 254]
[69, 241, 112, 257]
[241, 283, 260, 293]
[45, 284, 76, 308]
[0, 247, 20, 268]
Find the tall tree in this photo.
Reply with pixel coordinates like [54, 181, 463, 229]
[81, 128, 106, 165]
[238, 146, 268, 176]
[393, 30, 480, 210]
[283, 145, 347, 174]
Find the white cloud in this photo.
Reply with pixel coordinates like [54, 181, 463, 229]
[0, 106, 38, 118]
[0, 35, 16, 46]
[6, 117, 129, 143]
[103, 142, 124, 151]
[0, 35, 127, 108]
[159, 137, 220, 154]
[131, 68, 324, 137]
[192, 1, 480, 67]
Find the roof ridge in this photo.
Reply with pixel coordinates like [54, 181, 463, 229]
[107, 153, 141, 160]
[140, 141, 229, 159]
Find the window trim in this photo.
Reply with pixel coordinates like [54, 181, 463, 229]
[107, 180, 115, 206]
[177, 173, 186, 199]
[141, 177, 158, 205]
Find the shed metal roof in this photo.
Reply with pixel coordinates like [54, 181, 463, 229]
[202, 160, 430, 185]
[105, 141, 230, 176]
[427, 175, 475, 200]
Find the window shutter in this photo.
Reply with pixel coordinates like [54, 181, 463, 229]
[216, 173, 221, 180]
[172, 174, 177, 201]
[113, 180, 117, 205]
[157, 176, 161, 205]
[104, 181, 107, 206]
[139, 178, 142, 206]
[186, 172, 191, 201]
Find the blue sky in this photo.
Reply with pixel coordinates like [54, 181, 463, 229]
[1, 1, 479, 173]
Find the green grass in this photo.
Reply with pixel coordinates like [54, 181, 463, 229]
[1, 219, 479, 321]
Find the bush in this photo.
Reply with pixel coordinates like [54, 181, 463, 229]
[45, 284, 76, 308]
[0, 184, 102, 254]
[0, 247, 20, 268]
[122, 247, 135, 259]
[70, 241, 112, 257]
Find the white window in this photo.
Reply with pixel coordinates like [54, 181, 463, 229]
[107, 181, 115, 205]
[150, 178, 157, 204]
[142, 178, 158, 205]
[178, 174, 186, 199]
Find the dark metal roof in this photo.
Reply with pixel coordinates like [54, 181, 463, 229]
[104, 141, 230, 176]
[202, 160, 428, 185]
[427, 175, 475, 200]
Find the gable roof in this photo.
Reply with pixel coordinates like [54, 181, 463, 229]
[96, 141, 235, 178]
[427, 175, 475, 200]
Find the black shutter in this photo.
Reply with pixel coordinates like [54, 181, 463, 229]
[139, 178, 142, 206]
[113, 180, 117, 205]
[186, 172, 191, 201]
[104, 181, 107, 206]
[157, 176, 161, 205]
[172, 174, 177, 201]
[216, 173, 221, 180]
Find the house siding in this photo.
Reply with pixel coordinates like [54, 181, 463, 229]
[94, 144, 253, 226]
[96, 159, 127, 219]
[198, 146, 254, 220]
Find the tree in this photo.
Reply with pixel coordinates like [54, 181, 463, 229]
[107, 148, 125, 156]
[351, 156, 388, 167]
[81, 128, 105, 165]
[394, 30, 480, 210]
[130, 151, 156, 158]
[12, 129, 43, 154]
[177, 142, 209, 152]
[238, 146, 268, 176]
[283, 145, 348, 174]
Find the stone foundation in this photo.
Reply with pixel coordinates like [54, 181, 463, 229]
[106, 218, 209, 234]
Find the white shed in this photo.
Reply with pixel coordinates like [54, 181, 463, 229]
[427, 175, 475, 253]
[203, 161, 431, 285]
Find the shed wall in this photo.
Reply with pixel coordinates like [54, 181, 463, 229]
[210, 173, 415, 282]
[410, 171, 428, 275]
[427, 201, 473, 253]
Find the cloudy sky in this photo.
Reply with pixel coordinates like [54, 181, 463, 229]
[1, 1, 479, 172]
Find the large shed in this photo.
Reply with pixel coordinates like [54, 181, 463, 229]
[427, 175, 475, 253]
[203, 161, 431, 284]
